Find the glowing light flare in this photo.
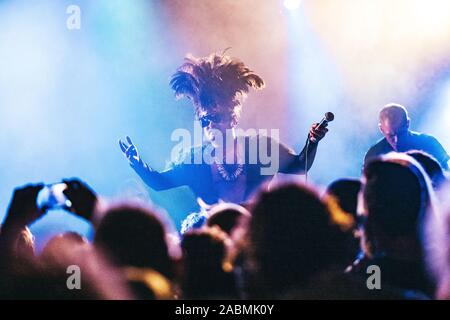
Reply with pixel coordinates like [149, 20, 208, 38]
[283, 0, 302, 11]
[419, 80, 450, 153]
[303, 0, 450, 123]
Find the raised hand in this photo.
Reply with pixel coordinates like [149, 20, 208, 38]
[309, 123, 329, 143]
[4, 183, 46, 228]
[62, 178, 98, 221]
[119, 136, 141, 166]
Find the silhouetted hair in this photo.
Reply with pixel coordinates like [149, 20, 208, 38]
[170, 51, 265, 124]
[94, 203, 173, 279]
[0, 225, 35, 260]
[247, 182, 354, 296]
[181, 227, 237, 299]
[40, 232, 88, 266]
[325, 178, 362, 218]
[124, 267, 175, 300]
[362, 153, 433, 256]
[424, 182, 450, 299]
[324, 178, 363, 265]
[1, 238, 132, 299]
[206, 203, 250, 235]
[406, 150, 446, 190]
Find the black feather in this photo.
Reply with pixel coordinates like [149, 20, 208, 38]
[170, 51, 265, 116]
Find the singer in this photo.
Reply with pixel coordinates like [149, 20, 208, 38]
[119, 52, 329, 205]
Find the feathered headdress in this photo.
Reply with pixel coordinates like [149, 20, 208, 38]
[170, 51, 265, 122]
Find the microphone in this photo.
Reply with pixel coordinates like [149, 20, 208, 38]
[309, 112, 334, 143]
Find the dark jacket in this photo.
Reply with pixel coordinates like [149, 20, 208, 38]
[131, 135, 320, 204]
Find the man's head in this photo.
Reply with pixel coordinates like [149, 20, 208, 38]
[361, 153, 432, 258]
[170, 51, 265, 144]
[378, 103, 410, 151]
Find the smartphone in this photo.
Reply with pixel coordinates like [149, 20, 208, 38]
[36, 183, 72, 210]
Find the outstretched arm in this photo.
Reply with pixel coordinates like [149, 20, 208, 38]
[279, 123, 328, 174]
[119, 136, 188, 190]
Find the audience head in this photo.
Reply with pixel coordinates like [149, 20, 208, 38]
[0, 225, 35, 259]
[2, 235, 132, 299]
[123, 266, 176, 300]
[406, 150, 446, 190]
[40, 232, 89, 266]
[3, 165, 449, 300]
[324, 178, 363, 264]
[324, 178, 362, 219]
[16, 227, 35, 258]
[94, 202, 174, 279]
[181, 226, 237, 299]
[361, 152, 434, 259]
[206, 203, 250, 235]
[246, 182, 355, 297]
[424, 181, 450, 299]
[0, 225, 35, 275]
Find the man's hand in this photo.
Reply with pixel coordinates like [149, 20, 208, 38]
[119, 136, 142, 167]
[62, 178, 97, 221]
[309, 123, 329, 143]
[4, 183, 46, 227]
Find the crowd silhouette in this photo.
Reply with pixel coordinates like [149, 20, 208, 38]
[0, 150, 449, 300]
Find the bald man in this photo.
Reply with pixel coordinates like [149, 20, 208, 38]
[364, 103, 449, 170]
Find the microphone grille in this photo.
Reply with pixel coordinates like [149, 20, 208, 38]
[325, 112, 335, 122]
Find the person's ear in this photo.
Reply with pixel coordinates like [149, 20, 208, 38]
[378, 123, 383, 134]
